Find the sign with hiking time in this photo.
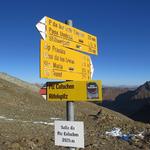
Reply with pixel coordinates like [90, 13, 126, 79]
[40, 39, 94, 81]
[46, 80, 102, 101]
[36, 16, 98, 55]
[55, 121, 84, 148]
[36, 16, 101, 149]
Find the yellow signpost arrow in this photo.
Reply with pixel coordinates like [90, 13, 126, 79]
[40, 39, 92, 81]
[47, 80, 102, 102]
[36, 16, 98, 55]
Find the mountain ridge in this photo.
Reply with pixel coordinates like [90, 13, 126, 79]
[0, 72, 39, 92]
[0, 73, 150, 149]
[102, 81, 150, 123]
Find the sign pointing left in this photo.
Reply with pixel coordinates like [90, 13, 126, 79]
[36, 16, 98, 55]
[36, 16, 46, 39]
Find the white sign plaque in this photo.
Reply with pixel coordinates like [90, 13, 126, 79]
[54, 121, 84, 148]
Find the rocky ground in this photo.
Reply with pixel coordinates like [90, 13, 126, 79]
[0, 76, 150, 150]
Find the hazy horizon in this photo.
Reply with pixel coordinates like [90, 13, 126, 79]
[0, 72, 145, 88]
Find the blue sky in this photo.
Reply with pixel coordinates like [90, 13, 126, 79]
[0, 0, 150, 86]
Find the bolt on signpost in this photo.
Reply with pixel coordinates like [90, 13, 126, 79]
[36, 16, 102, 150]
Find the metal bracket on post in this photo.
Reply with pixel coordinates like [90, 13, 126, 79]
[65, 20, 75, 150]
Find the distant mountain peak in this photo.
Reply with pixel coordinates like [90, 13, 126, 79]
[144, 81, 150, 91]
[136, 81, 150, 94]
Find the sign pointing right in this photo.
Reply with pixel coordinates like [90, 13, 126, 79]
[36, 17, 46, 39]
[36, 16, 98, 55]
[90, 57, 94, 79]
[40, 40, 93, 81]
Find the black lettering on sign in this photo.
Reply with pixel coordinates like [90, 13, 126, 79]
[43, 61, 51, 67]
[53, 62, 63, 70]
[70, 126, 75, 130]
[79, 39, 84, 43]
[48, 19, 52, 25]
[53, 71, 62, 77]
[61, 125, 69, 130]
[57, 131, 62, 135]
[65, 58, 74, 64]
[48, 84, 55, 89]
[68, 67, 74, 71]
[62, 138, 75, 143]
[59, 24, 64, 30]
[56, 83, 74, 89]
[49, 94, 68, 100]
[49, 27, 59, 36]
[59, 31, 73, 40]
[52, 22, 58, 27]
[65, 27, 72, 33]
[64, 132, 79, 137]
[54, 55, 59, 61]
[60, 57, 65, 62]
[44, 44, 51, 51]
[48, 35, 71, 47]
[44, 52, 53, 59]
[52, 46, 66, 54]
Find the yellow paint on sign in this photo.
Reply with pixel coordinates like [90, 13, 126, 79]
[40, 39, 91, 80]
[46, 35, 96, 54]
[47, 80, 102, 101]
[45, 16, 98, 55]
